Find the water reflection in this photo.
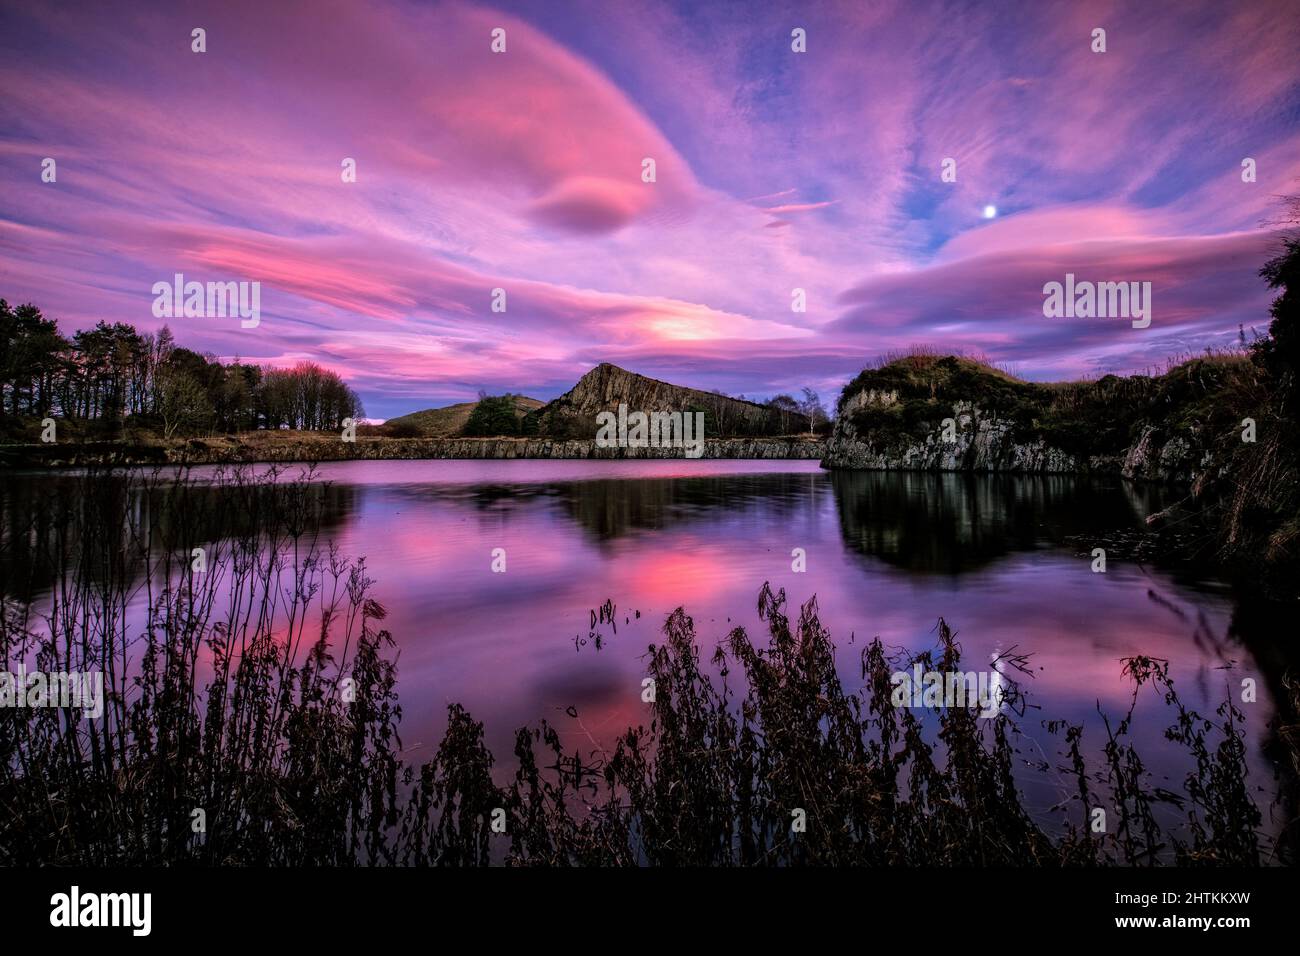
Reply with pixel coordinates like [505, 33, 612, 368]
[0, 469, 358, 601]
[830, 470, 1179, 573]
[1, 460, 1290, 838]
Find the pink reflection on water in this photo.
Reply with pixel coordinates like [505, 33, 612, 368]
[27, 460, 1281, 838]
[273, 462, 1278, 832]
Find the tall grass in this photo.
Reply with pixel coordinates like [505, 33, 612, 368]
[1, 466, 404, 864]
[0, 468, 1293, 865]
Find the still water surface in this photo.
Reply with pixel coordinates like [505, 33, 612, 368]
[5, 459, 1289, 833]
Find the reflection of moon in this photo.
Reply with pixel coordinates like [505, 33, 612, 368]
[986, 648, 1006, 717]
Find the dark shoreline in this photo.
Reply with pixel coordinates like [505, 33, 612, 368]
[0, 434, 827, 468]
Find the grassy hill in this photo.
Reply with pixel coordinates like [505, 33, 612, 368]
[380, 395, 544, 437]
[525, 362, 809, 438]
[382, 364, 813, 440]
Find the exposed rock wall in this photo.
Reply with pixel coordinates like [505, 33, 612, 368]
[822, 391, 1202, 482]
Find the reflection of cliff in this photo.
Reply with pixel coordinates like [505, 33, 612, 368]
[1223, 594, 1300, 824]
[409, 472, 822, 543]
[829, 471, 1181, 574]
[0, 473, 358, 602]
[555, 473, 819, 541]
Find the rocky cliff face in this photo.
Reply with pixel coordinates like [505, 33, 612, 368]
[822, 388, 1203, 481]
[528, 363, 808, 437]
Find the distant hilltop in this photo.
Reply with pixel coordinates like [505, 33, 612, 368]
[525, 363, 810, 438]
[383, 395, 544, 437]
[378, 363, 812, 439]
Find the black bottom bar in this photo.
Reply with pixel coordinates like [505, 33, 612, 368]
[2, 865, 1288, 941]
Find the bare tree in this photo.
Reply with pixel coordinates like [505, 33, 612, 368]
[800, 387, 827, 435]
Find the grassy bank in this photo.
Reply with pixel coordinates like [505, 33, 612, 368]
[0, 428, 826, 467]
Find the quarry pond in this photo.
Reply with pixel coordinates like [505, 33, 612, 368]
[2, 458, 1292, 842]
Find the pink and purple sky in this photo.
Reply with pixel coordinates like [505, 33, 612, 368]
[2, 0, 1299, 418]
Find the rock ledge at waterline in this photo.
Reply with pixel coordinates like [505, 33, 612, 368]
[0, 434, 826, 468]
